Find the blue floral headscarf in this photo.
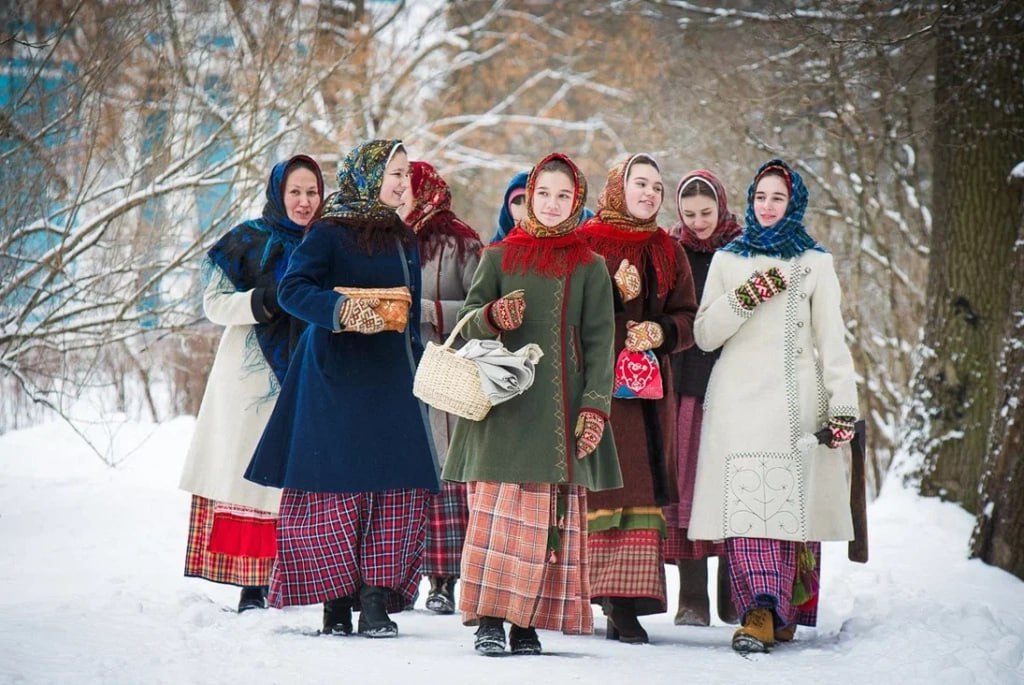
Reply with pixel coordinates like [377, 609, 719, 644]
[320, 139, 404, 225]
[720, 158, 826, 259]
[207, 154, 324, 383]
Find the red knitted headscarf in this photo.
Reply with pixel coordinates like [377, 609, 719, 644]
[405, 161, 481, 262]
[579, 154, 677, 298]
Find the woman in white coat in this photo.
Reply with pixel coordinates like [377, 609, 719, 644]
[179, 155, 323, 612]
[687, 159, 858, 653]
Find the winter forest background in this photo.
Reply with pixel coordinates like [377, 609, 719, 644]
[1, 0, 1022, 583]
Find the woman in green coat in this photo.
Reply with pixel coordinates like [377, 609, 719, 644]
[442, 153, 622, 656]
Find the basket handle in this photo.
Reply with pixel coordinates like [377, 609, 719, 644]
[441, 309, 480, 349]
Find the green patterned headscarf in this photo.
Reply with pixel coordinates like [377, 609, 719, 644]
[320, 139, 404, 224]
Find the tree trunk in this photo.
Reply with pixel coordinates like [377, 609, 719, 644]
[970, 171, 1024, 580]
[912, 0, 1024, 511]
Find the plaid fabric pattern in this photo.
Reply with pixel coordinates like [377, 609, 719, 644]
[588, 528, 666, 613]
[268, 487, 428, 611]
[460, 481, 593, 635]
[663, 526, 725, 562]
[726, 537, 821, 627]
[184, 495, 271, 587]
[422, 481, 469, 577]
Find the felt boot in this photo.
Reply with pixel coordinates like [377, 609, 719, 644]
[731, 607, 775, 653]
[425, 576, 456, 615]
[237, 585, 267, 613]
[322, 596, 354, 635]
[474, 616, 506, 656]
[775, 623, 797, 642]
[604, 597, 649, 644]
[674, 560, 710, 626]
[357, 585, 398, 638]
[717, 556, 739, 624]
[509, 625, 542, 655]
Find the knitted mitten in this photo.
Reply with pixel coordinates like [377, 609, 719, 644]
[339, 297, 385, 334]
[487, 292, 526, 331]
[624, 320, 664, 352]
[613, 259, 641, 302]
[826, 415, 856, 448]
[574, 410, 605, 459]
[734, 267, 788, 310]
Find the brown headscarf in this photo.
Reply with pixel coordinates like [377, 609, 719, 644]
[671, 169, 742, 253]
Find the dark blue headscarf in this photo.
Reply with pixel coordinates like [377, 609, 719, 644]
[721, 158, 826, 259]
[206, 154, 324, 383]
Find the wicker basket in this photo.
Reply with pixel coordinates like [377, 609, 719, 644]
[413, 310, 491, 421]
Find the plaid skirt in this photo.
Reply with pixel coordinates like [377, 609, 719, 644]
[663, 526, 725, 562]
[421, 481, 469, 577]
[727, 537, 821, 627]
[184, 495, 272, 587]
[459, 481, 592, 634]
[268, 487, 428, 611]
[588, 527, 667, 615]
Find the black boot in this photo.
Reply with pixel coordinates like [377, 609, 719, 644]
[358, 585, 398, 638]
[322, 596, 354, 635]
[604, 597, 649, 644]
[238, 585, 267, 613]
[425, 576, 456, 615]
[509, 624, 542, 655]
[675, 559, 710, 626]
[717, 556, 739, 624]
[474, 616, 506, 656]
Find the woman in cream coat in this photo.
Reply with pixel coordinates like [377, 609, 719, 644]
[688, 159, 858, 653]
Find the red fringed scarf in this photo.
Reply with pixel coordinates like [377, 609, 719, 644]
[500, 226, 595, 279]
[579, 221, 677, 298]
[417, 212, 481, 263]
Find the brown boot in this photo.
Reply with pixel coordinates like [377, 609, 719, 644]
[604, 597, 649, 644]
[674, 560, 710, 626]
[775, 623, 797, 642]
[732, 608, 775, 653]
[716, 557, 739, 624]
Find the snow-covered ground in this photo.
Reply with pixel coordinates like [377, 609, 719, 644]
[1, 416, 1022, 684]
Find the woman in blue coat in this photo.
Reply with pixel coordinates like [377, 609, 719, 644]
[245, 139, 439, 639]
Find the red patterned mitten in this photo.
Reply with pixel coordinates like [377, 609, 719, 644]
[575, 410, 606, 460]
[487, 292, 526, 331]
[624, 320, 664, 352]
[827, 415, 855, 448]
[734, 267, 788, 310]
[339, 297, 385, 334]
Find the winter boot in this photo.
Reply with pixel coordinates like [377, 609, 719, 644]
[674, 559, 710, 626]
[774, 623, 797, 643]
[604, 597, 649, 644]
[322, 596, 354, 635]
[237, 585, 267, 613]
[717, 556, 739, 624]
[474, 616, 507, 656]
[425, 576, 456, 615]
[731, 607, 775, 653]
[509, 625, 542, 655]
[357, 585, 398, 638]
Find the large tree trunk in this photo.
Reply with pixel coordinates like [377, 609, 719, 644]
[912, 0, 1024, 511]
[970, 171, 1024, 580]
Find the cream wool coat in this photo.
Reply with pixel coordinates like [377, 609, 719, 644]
[178, 268, 282, 514]
[687, 249, 858, 542]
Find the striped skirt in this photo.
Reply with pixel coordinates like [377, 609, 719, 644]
[268, 487, 428, 612]
[184, 495, 273, 587]
[459, 481, 592, 634]
[421, 481, 469, 577]
[726, 537, 821, 627]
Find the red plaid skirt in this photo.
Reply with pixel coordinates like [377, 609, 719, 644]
[726, 537, 821, 627]
[422, 481, 469, 577]
[184, 495, 272, 587]
[588, 528, 666, 615]
[460, 482, 592, 634]
[268, 487, 428, 611]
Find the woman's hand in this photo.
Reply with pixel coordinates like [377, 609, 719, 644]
[339, 297, 385, 334]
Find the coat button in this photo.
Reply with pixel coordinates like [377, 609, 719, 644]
[796, 347, 804, 354]
[804, 266, 812, 274]
[797, 321, 804, 327]
[800, 292, 807, 299]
